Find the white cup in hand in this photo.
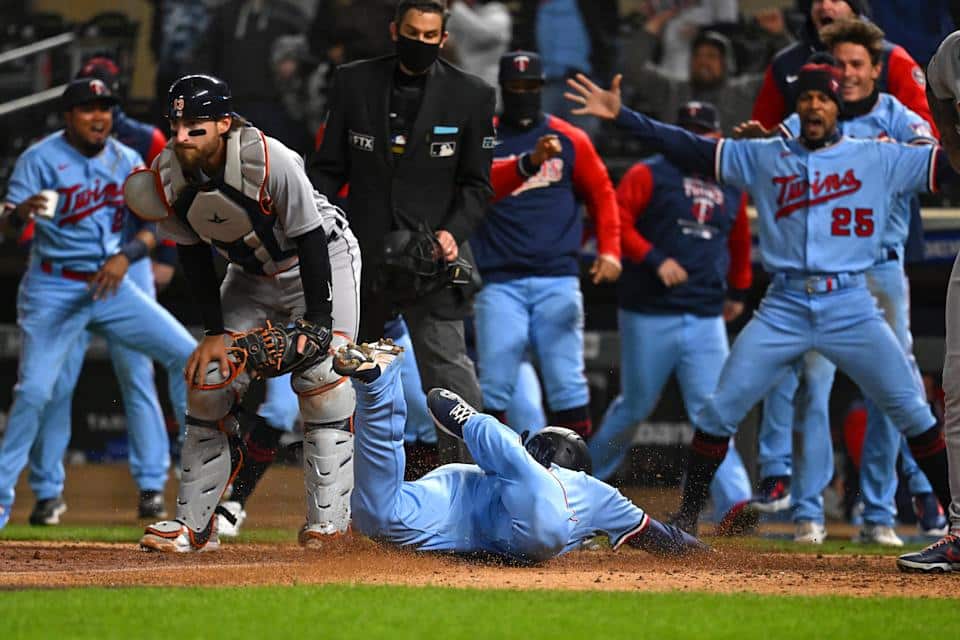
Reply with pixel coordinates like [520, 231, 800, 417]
[36, 189, 59, 219]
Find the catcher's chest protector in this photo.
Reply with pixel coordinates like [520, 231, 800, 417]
[157, 127, 298, 275]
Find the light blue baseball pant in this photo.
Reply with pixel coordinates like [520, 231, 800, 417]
[0, 263, 195, 508]
[351, 352, 573, 560]
[26, 259, 193, 496]
[860, 257, 931, 525]
[697, 279, 935, 458]
[397, 314, 545, 444]
[256, 375, 300, 432]
[392, 323, 437, 446]
[758, 259, 931, 525]
[588, 310, 751, 521]
[475, 276, 589, 413]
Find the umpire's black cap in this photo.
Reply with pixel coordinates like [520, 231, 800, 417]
[61, 78, 119, 111]
[676, 101, 721, 133]
[499, 50, 545, 85]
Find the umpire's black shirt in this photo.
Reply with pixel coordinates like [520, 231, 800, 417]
[308, 55, 496, 327]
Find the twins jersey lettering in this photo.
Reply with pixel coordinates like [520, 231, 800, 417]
[5, 132, 143, 270]
[716, 135, 936, 274]
[781, 93, 936, 248]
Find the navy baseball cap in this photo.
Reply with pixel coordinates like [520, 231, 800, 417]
[676, 101, 721, 133]
[61, 78, 119, 111]
[499, 51, 545, 85]
[77, 55, 121, 93]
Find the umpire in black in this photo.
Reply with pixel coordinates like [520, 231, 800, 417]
[308, 0, 495, 460]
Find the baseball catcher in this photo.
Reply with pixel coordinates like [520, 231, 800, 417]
[125, 74, 361, 552]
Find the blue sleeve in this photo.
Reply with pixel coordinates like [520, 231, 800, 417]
[716, 138, 762, 191]
[614, 107, 719, 178]
[890, 103, 936, 144]
[782, 114, 800, 139]
[580, 474, 646, 542]
[4, 151, 45, 205]
[882, 143, 937, 195]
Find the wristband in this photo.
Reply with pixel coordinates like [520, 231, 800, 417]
[119, 237, 150, 263]
[518, 152, 540, 177]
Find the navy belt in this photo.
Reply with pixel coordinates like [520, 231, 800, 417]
[881, 247, 900, 263]
[772, 272, 865, 294]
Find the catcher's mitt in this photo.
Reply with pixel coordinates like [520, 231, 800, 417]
[232, 319, 332, 378]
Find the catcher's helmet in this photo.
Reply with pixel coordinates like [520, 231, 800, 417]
[524, 427, 592, 474]
[168, 74, 233, 121]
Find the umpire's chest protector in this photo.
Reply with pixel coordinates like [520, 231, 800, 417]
[155, 127, 298, 275]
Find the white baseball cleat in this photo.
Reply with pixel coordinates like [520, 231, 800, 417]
[854, 523, 904, 547]
[793, 520, 827, 544]
[216, 501, 247, 538]
[332, 339, 403, 382]
[298, 522, 348, 548]
[140, 519, 220, 553]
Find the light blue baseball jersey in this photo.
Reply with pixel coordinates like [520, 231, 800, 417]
[716, 135, 937, 274]
[781, 93, 936, 249]
[4, 131, 144, 272]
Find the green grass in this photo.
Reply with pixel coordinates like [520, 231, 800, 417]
[1, 584, 958, 640]
[708, 535, 930, 556]
[0, 524, 299, 544]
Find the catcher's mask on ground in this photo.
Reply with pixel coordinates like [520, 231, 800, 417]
[523, 427, 593, 474]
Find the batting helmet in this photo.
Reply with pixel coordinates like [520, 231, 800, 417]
[524, 427, 592, 474]
[167, 74, 233, 121]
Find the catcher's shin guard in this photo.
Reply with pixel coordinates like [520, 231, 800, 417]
[176, 417, 244, 535]
[294, 336, 356, 539]
[302, 422, 354, 536]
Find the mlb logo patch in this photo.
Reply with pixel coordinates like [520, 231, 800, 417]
[350, 130, 375, 152]
[430, 141, 456, 158]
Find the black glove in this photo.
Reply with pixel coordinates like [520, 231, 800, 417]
[232, 318, 332, 378]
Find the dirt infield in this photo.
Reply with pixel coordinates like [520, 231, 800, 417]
[2, 465, 956, 597]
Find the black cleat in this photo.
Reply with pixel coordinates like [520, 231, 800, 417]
[138, 490, 168, 519]
[426, 388, 478, 440]
[29, 496, 67, 526]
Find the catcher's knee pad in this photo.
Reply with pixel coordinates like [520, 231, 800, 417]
[293, 334, 356, 424]
[302, 423, 354, 533]
[176, 421, 243, 533]
[187, 362, 250, 422]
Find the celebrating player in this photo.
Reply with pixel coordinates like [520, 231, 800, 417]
[126, 74, 361, 552]
[334, 339, 707, 563]
[471, 50, 621, 438]
[741, 21, 946, 546]
[564, 62, 953, 546]
[588, 100, 754, 535]
[0, 79, 195, 529]
[898, 30, 960, 572]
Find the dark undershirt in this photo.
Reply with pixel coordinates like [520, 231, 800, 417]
[389, 66, 427, 157]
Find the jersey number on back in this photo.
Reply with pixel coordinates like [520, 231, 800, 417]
[830, 207, 874, 237]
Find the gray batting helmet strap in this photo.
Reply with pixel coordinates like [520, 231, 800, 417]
[523, 427, 592, 474]
[168, 74, 233, 121]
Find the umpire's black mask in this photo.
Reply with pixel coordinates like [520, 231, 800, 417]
[396, 34, 439, 74]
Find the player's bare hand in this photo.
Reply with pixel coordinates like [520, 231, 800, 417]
[530, 134, 562, 166]
[723, 300, 745, 322]
[657, 258, 688, 287]
[90, 254, 129, 300]
[13, 194, 50, 221]
[186, 334, 232, 387]
[732, 120, 773, 139]
[152, 262, 175, 290]
[565, 73, 622, 120]
[435, 229, 458, 261]
[590, 254, 622, 284]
